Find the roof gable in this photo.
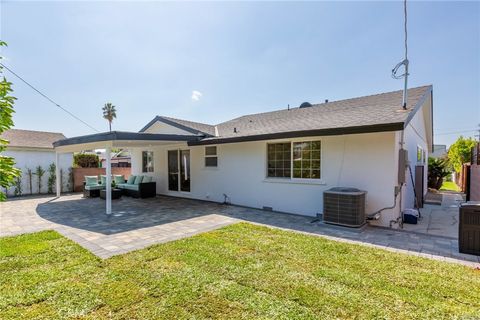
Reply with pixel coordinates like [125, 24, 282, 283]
[139, 116, 215, 136]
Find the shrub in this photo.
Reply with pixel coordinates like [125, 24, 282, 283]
[428, 157, 451, 190]
[35, 166, 45, 194]
[74, 154, 99, 168]
[47, 163, 56, 194]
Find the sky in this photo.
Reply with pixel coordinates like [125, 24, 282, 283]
[1, 1, 479, 147]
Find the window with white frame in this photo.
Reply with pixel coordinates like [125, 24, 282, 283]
[267, 143, 291, 178]
[267, 140, 321, 179]
[417, 146, 424, 164]
[205, 146, 218, 167]
[142, 151, 154, 172]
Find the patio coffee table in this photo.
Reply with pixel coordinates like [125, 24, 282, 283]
[100, 188, 122, 200]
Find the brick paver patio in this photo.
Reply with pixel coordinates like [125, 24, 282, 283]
[1, 194, 479, 267]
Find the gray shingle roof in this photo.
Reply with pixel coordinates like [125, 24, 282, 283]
[160, 116, 216, 136]
[212, 85, 432, 140]
[1, 129, 66, 149]
[139, 85, 432, 145]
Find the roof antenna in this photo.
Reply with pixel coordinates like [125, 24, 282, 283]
[391, 0, 409, 110]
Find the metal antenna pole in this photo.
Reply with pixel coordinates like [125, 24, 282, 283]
[392, 0, 409, 110]
[402, 0, 409, 109]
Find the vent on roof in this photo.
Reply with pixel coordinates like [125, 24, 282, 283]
[299, 102, 312, 108]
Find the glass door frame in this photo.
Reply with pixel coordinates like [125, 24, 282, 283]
[167, 148, 191, 193]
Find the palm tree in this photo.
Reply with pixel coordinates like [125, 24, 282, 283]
[102, 103, 117, 132]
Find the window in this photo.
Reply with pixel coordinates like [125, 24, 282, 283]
[267, 141, 321, 179]
[417, 146, 424, 164]
[142, 151, 154, 172]
[205, 146, 218, 167]
[293, 141, 321, 179]
[267, 143, 291, 178]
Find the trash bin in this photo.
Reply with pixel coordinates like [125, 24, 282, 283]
[403, 209, 419, 224]
[459, 203, 480, 256]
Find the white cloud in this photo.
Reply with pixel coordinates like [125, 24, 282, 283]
[191, 90, 203, 101]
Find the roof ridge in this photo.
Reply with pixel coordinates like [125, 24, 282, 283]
[160, 115, 214, 127]
[6, 128, 66, 136]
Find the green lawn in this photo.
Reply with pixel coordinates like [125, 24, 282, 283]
[1, 223, 479, 319]
[440, 181, 461, 192]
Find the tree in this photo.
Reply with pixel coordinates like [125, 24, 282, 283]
[35, 166, 45, 194]
[47, 163, 56, 194]
[73, 153, 100, 168]
[448, 136, 476, 172]
[0, 41, 21, 201]
[428, 157, 451, 190]
[102, 102, 117, 132]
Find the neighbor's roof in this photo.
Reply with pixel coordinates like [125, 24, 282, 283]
[1, 129, 66, 149]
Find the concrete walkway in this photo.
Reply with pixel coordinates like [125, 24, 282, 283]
[0, 194, 479, 267]
[402, 193, 463, 238]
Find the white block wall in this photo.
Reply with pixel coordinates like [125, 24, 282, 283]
[3, 149, 73, 196]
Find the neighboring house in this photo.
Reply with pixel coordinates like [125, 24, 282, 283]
[430, 144, 447, 159]
[54, 85, 433, 228]
[100, 150, 131, 168]
[1, 129, 73, 195]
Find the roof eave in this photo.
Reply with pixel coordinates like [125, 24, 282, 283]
[53, 131, 202, 147]
[188, 122, 404, 146]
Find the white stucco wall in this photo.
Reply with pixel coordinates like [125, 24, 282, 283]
[130, 131, 400, 227]
[3, 148, 73, 196]
[401, 97, 430, 211]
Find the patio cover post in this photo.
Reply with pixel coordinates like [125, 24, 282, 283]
[55, 152, 61, 197]
[106, 146, 112, 215]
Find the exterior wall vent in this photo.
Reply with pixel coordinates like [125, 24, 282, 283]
[323, 187, 367, 227]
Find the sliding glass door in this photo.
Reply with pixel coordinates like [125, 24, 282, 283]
[168, 149, 190, 192]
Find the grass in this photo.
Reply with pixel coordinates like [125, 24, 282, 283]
[1, 223, 479, 319]
[440, 181, 461, 192]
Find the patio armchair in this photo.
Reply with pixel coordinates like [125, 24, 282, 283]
[117, 175, 156, 198]
[83, 175, 105, 198]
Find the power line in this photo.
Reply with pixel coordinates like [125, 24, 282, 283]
[434, 129, 477, 136]
[0, 62, 100, 133]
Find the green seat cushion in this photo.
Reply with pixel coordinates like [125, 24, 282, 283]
[114, 175, 125, 184]
[85, 176, 98, 186]
[134, 175, 144, 185]
[116, 183, 127, 189]
[143, 176, 152, 183]
[122, 184, 139, 191]
[85, 184, 105, 191]
[100, 175, 107, 185]
[127, 175, 136, 184]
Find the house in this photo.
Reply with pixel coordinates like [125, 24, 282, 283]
[1, 129, 73, 195]
[430, 144, 447, 159]
[100, 150, 131, 168]
[53, 85, 433, 228]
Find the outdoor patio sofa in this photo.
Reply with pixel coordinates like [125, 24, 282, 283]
[83, 175, 156, 198]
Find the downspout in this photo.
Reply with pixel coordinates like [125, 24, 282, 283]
[390, 130, 405, 228]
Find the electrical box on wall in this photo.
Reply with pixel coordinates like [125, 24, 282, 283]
[398, 149, 408, 184]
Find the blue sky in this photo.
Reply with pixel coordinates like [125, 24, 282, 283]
[1, 1, 479, 146]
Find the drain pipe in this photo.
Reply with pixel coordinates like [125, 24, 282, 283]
[390, 129, 406, 229]
[367, 186, 401, 222]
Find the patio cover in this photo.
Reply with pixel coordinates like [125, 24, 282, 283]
[53, 131, 201, 214]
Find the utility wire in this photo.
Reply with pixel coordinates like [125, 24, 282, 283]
[434, 129, 477, 136]
[0, 62, 100, 132]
